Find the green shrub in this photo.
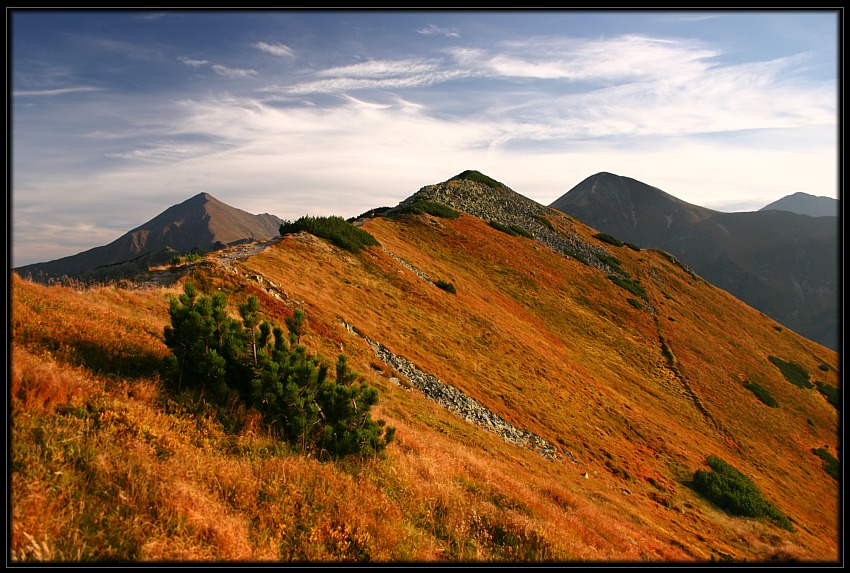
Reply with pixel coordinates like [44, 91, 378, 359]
[743, 382, 779, 408]
[164, 281, 394, 459]
[449, 170, 505, 189]
[350, 206, 393, 221]
[811, 447, 839, 481]
[692, 456, 793, 531]
[280, 215, 380, 253]
[565, 250, 589, 265]
[608, 275, 646, 299]
[626, 297, 643, 310]
[398, 200, 461, 219]
[767, 356, 813, 389]
[815, 381, 839, 410]
[624, 242, 641, 251]
[488, 220, 534, 239]
[169, 252, 203, 266]
[595, 252, 623, 270]
[435, 280, 457, 294]
[534, 212, 555, 231]
[594, 233, 624, 247]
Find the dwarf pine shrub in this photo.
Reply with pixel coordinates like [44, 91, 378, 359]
[608, 275, 647, 299]
[815, 381, 839, 410]
[164, 281, 394, 459]
[811, 447, 839, 481]
[398, 200, 461, 219]
[534, 212, 556, 231]
[280, 215, 380, 253]
[435, 280, 457, 294]
[743, 381, 779, 408]
[488, 220, 534, 238]
[768, 356, 813, 389]
[594, 232, 624, 247]
[693, 455, 793, 531]
[449, 169, 505, 189]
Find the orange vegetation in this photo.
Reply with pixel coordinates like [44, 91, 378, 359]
[9, 209, 839, 563]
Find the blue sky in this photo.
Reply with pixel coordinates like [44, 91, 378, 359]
[10, 9, 840, 267]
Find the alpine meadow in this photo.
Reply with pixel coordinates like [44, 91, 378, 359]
[10, 171, 840, 564]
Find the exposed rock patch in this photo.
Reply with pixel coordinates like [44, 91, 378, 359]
[402, 179, 619, 275]
[342, 321, 560, 461]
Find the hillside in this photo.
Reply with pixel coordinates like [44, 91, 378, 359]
[759, 192, 839, 218]
[10, 172, 840, 564]
[549, 172, 839, 350]
[14, 192, 284, 284]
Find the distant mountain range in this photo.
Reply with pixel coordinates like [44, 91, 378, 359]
[758, 191, 839, 217]
[15, 192, 283, 283]
[550, 173, 839, 350]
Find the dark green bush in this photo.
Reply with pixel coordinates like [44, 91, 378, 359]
[811, 447, 839, 481]
[767, 356, 813, 389]
[743, 382, 779, 408]
[626, 297, 643, 310]
[692, 456, 793, 531]
[608, 275, 646, 299]
[488, 220, 534, 239]
[170, 252, 204, 266]
[565, 250, 589, 265]
[280, 215, 380, 253]
[449, 170, 505, 189]
[398, 200, 461, 219]
[595, 252, 623, 270]
[164, 281, 394, 459]
[435, 280, 457, 294]
[624, 242, 641, 251]
[594, 233, 624, 247]
[815, 381, 839, 410]
[534, 212, 555, 231]
[350, 206, 393, 221]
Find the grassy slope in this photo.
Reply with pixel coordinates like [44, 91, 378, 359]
[10, 209, 839, 563]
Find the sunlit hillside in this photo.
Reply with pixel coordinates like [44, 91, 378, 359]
[10, 183, 840, 563]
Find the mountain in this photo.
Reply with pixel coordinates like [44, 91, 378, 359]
[549, 172, 839, 350]
[14, 192, 284, 283]
[10, 171, 840, 563]
[759, 191, 839, 217]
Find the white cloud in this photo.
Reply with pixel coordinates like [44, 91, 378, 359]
[416, 24, 460, 38]
[255, 41, 295, 58]
[13, 86, 103, 97]
[178, 56, 209, 68]
[211, 64, 258, 78]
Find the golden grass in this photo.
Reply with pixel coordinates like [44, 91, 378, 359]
[9, 211, 840, 564]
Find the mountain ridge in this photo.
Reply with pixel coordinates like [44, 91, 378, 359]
[10, 170, 840, 563]
[549, 172, 839, 350]
[758, 191, 839, 217]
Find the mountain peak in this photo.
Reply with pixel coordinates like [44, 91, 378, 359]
[550, 173, 839, 350]
[759, 192, 838, 217]
[16, 193, 283, 283]
[447, 170, 509, 190]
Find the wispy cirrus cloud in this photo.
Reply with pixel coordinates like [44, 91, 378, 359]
[451, 35, 719, 81]
[178, 56, 209, 68]
[211, 64, 258, 78]
[13, 86, 104, 97]
[416, 24, 460, 38]
[280, 59, 466, 94]
[255, 41, 295, 58]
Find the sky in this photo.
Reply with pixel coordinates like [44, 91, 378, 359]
[9, 9, 840, 268]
